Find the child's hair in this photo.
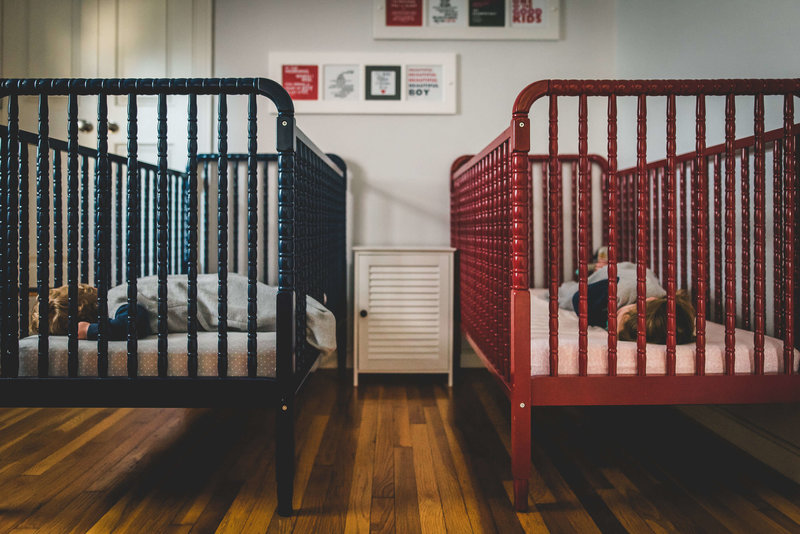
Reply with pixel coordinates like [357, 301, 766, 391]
[618, 289, 696, 345]
[30, 284, 98, 335]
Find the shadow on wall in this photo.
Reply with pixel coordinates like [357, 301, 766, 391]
[348, 161, 449, 245]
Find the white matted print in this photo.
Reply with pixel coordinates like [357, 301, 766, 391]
[324, 65, 359, 101]
[407, 65, 443, 101]
[429, 0, 467, 27]
[269, 52, 456, 114]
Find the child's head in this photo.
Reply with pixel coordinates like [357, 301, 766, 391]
[618, 289, 696, 345]
[30, 284, 98, 335]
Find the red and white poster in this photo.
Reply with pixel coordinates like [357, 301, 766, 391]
[386, 0, 423, 26]
[282, 65, 318, 100]
[511, 0, 544, 26]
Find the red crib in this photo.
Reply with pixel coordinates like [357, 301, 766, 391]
[450, 79, 800, 511]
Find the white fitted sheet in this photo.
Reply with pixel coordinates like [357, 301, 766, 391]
[16, 332, 277, 377]
[530, 289, 799, 376]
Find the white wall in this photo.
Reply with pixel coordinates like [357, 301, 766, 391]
[213, 0, 617, 248]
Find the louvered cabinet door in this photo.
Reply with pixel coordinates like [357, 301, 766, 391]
[354, 248, 454, 386]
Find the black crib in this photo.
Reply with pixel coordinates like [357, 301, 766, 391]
[0, 78, 347, 517]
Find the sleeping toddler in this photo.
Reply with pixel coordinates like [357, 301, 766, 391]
[558, 261, 696, 345]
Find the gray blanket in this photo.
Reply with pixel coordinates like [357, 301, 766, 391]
[106, 273, 336, 354]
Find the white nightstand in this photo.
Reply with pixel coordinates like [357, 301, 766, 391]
[353, 247, 455, 386]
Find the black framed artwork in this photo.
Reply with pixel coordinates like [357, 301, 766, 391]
[365, 66, 402, 100]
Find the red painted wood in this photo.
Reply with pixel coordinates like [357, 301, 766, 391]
[655, 169, 662, 277]
[530, 375, 800, 406]
[695, 95, 708, 375]
[548, 97, 560, 375]
[578, 95, 590, 375]
[783, 96, 795, 373]
[774, 141, 784, 339]
[636, 95, 648, 373]
[607, 95, 619, 376]
[665, 94, 677, 373]
[753, 94, 766, 373]
[725, 95, 737, 373]
[714, 153, 723, 324]
[680, 162, 688, 290]
[741, 147, 751, 330]
[571, 160, 578, 281]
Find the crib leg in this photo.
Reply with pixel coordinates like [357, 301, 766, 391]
[511, 401, 531, 512]
[276, 395, 295, 517]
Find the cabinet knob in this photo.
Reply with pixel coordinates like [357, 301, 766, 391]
[359, 309, 368, 318]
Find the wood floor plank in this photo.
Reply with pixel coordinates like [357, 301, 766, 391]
[344, 387, 378, 534]
[371, 385, 394, 499]
[410, 423, 447, 533]
[434, 394, 498, 533]
[394, 447, 422, 534]
[369, 497, 394, 534]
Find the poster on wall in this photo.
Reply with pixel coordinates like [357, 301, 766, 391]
[386, 0, 422, 26]
[324, 65, 359, 101]
[468, 0, 504, 27]
[282, 65, 318, 100]
[374, 0, 559, 39]
[407, 65, 443, 101]
[429, 0, 467, 27]
[365, 66, 401, 100]
[511, 0, 544, 27]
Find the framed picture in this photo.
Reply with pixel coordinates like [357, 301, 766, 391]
[373, 0, 560, 40]
[365, 66, 402, 100]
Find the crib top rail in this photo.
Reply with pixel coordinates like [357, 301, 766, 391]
[513, 78, 800, 114]
[0, 78, 294, 114]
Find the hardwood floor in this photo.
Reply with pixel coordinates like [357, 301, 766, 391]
[0, 370, 799, 533]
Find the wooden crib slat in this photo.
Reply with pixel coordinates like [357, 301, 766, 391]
[783, 95, 795, 374]
[52, 149, 63, 287]
[115, 162, 123, 286]
[571, 160, 577, 281]
[187, 94, 199, 377]
[95, 94, 110, 376]
[19, 141, 30, 340]
[713, 153, 722, 324]
[773, 142, 783, 340]
[577, 94, 589, 375]
[666, 94, 677, 372]
[695, 95, 707, 375]
[233, 158, 240, 274]
[1, 127, 6, 363]
[753, 94, 766, 373]
[741, 147, 751, 330]
[126, 95, 140, 377]
[247, 93, 258, 378]
[66, 95, 80, 376]
[724, 95, 736, 373]
[156, 93, 169, 377]
[81, 154, 89, 284]
[217, 94, 229, 378]
[679, 163, 687, 290]
[202, 160, 209, 274]
[37, 94, 50, 377]
[606, 95, 618, 376]
[548, 96, 560, 375]
[636, 95, 648, 374]
[4, 95, 20, 376]
[558, 160, 564, 283]
[142, 168, 150, 276]
[656, 168, 663, 278]
[263, 159, 270, 284]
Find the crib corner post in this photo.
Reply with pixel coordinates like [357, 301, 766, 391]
[510, 288, 531, 512]
[276, 393, 295, 517]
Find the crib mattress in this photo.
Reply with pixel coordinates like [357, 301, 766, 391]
[530, 289, 799, 376]
[16, 332, 277, 378]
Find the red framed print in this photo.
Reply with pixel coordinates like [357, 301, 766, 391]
[281, 65, 319, 100]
